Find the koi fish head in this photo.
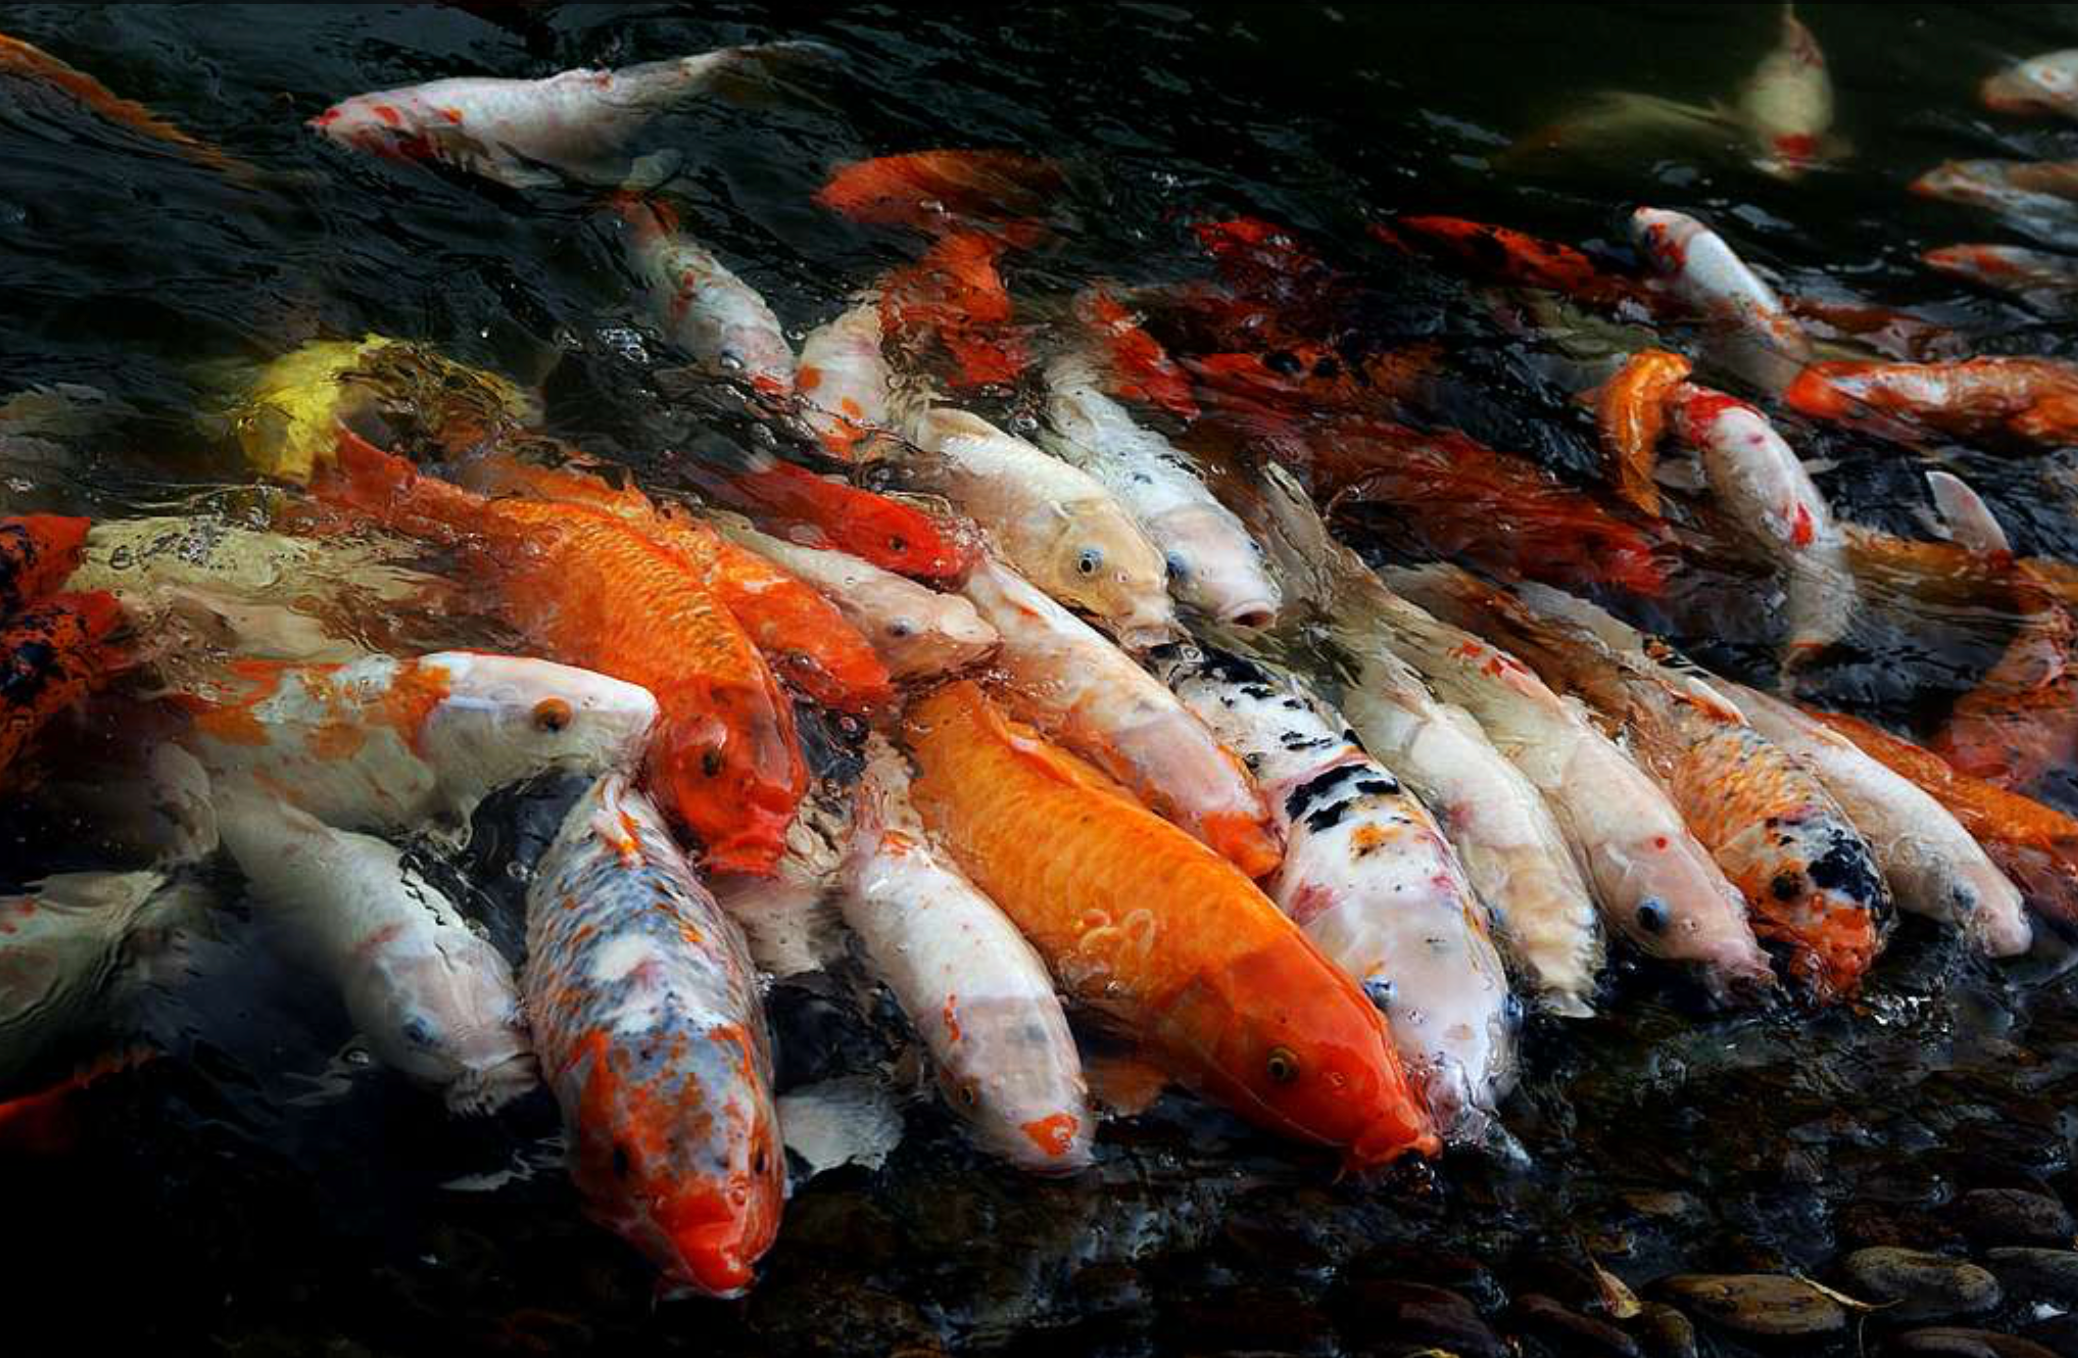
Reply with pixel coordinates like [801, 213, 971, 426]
[1762, 826, 1893, 1002]
[1154, 503, 1282, 629]
[309, 95, 445, 163]
[413, 652, 658, 810]
[933, 993, 1094, 1175]
[647, 687, 804, 877]
[1038, 508, 1175, 644]
[1628, 207, 1701, 277]
[1156, 933, 1438, 1169]
[856, 578, 1000, 679]
[344, 924, 537, 1115]
[564, 1030, 785, 1299]
[1982, 52, 2078, 117]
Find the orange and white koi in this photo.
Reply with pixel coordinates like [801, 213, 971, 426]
[179, 651, 655, 838]
[217, 788, 535, 1114]
[1924, 244, 2078, 304]
[842, 737, 1092, 1173]
[1785, 356, 2078, 448]
[879, 232, 1028, 389]
[960, 555, 1280, 879]
[1153, 645, 1517, 1142]
[795, 301, 893, 459]
[523, 774, 782, 1296]
[1911, 160, 2078, 224]
[904, 681, 1438, 1169]
[616, 196, 795, 397]
[1041, 355, 1280, 628]
[1630, 208, 1812, 370]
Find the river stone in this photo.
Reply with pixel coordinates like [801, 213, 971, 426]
[1635, 1303, 1699, 1358]
[1986, 1248, 2078, 1306]
[1840, 1248, 2002, 1321]
[1333, 1280, 1507, 1358]
[1512, 1294, 1642, 1357]
[1657, 1274, 1846, 1337]
[1883, 1329, 2062, 1358]
[1958, 1190, 2078, 1248]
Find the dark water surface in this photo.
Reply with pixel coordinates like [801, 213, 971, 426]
[11, 3, 2078, 1355]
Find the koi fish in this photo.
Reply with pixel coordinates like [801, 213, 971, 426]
[523, 774, 783, 1296]
[843, 737, 1092, 1172]
[1, 591, 122, 786]
[1720, 683, 2031, 956]
[905, 407, 1174, 642]
[1249, 466, 1605, 1015]
[1668, 383, 1854, 664]
[795, 301, 893, 460]
[451, 450, 893, 715]
[1400, 567, 1893, 1001]
[1042, 356, 1280, 628]
[0, 871, 209, 1090]
[1784, 357, 2078, 448]
[317, 435, 801, 874]
[1072, 290, 1199, 422]
[0, 30, 247, 174]
[216, 787, 535, 1114]
[1372, 571, 1774, 997]
[615, 196, 795, 397]
[0, 514, 89, 616]
[310, 42, 819, 189]
[1589, 350, 1692, 517]
[1735, 4, 1836, 180]
[1910, 160, 2078, 225]
[708, 517, 998, 680]
[813, 149, 1064, 234]
[880, 232, 1027, 389]
[1382, 216, 1640, 308]
[1630, 208, 1812, 373]
[1982, 50, 2078, 120]
[683, 450, 974, 582]
[1153, 645, 1518, 1142]
[960, 555, 1280, 878]
[179, 650, 655, 839]
[1923, 244, 2078, 305]
[1931, 587, 2078, 794]
[1807, 707, 2078, 928]
[903, 681, 1438, 1169]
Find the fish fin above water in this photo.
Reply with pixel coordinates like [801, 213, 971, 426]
[1925, 469, 2013, 559]
[777, 1074, 904, 1181]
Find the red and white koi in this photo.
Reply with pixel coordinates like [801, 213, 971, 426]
[842, 738, 1092, 1172]
[960, 555, 1282, 879]
[1041, 356, 1280, 628]
[216, 788, 535, 1114]
[617, 196, 796, 396]
[1630, 208, 1812, 372]
[1153, 646, 1517, 1142]
[795, 300, 893, 459]
[1982, 49, 2078, 120]
[179, 652, 657, 838]
[523, 774, 783, 1298]
[1923, 244, 2078, 304]
[1911, 160, 2078, 224]
[1735, 4, 1836, 180]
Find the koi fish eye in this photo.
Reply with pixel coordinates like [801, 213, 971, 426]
[1636, 897, 1670, 935]
[1265, 1047, 1301, 1085]
[702, 746, 725, 777]
[402, 1015, 440, 1048]
[886, 620, 915, 639]
[1164, 550, 1192, 581]
[888, 535, 909, 555]
[532, 697, 574, 733]
[956, 1079, 980, 1109]
[1076, 547, 1103, 576]
[1264, 350, 1304, 377]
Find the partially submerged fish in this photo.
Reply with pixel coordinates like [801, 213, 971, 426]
[686, 451, 975, 583]
[318, 436, 801, 873]
[1251, 466, 1605, 1015]
[216, 788, 535, 1114]
[1590, 350, 1691, 517]
[1734, 4, 1836, 179]
[710, 786, 851, 981]
[1930, 584, 2078, 794]
[905, 407, 1174, 642]
[1073, 290, 1199, 422]
[0, 871, 210, 1089]
[1399, 568, 1893, 1001]
[1, 591, 122, 786]
[1808, 707, 2078, 928]
[311, 43, 818, 189]
[843, 738, 1093, 1172]
[616, 196, 796, 396]
[1981, 49, 2078, 120]
[1383, 216, 1639, 308]
[904, 681, 1438, 1169]
[795, 301, 893, 460]
[1910, 160, 2078, 227]
[709, 517, 999, 680]
[178, 651, 656, 839]
[960, 555, 1280, 878]
[1784, 357, 2078, 448]
[1719, 683, 2031, 956]
[1041, 355, 1280, 628]
[1153, 645, 1517, 1141]
[813, 149, 1063, 235]
[880, 232, 1028, 389]
[523, 775, 783, 1296]
[0, 30, 247, 174]
[1630, 208, 1812, 378]
[1371, 572, 1773, 997]
[1668, 383, 1854, 663]
[1923, 244, 2078, 305]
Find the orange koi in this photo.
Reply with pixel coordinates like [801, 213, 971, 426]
[880, 231, 1028, 388]
[318, 432, 804, 875]
[903, 681, 1437, 1169]
[0, 514, 90, 617]
[0, 31, 245, 174]
[1073, 290, 1199, 421]
[1589, 349, 1691, 516]
[0, 591, 122, 786]
[1382, 216, 1640, 307]
[813, 149, 1064, 235]
[683, 452, 976, 582]
[1785, 357, 2078, 448]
